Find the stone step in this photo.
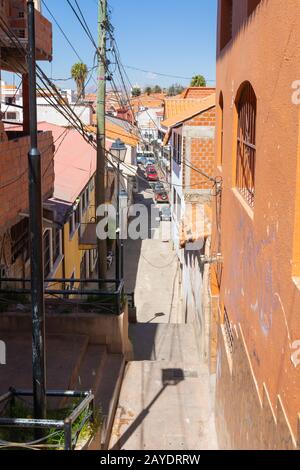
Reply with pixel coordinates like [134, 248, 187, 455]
[76, 344, 107, 394]
[0, 332, 89, 408]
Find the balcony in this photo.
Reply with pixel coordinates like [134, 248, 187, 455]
[0, 129, 55, 232]
[0, 0, 52, 72]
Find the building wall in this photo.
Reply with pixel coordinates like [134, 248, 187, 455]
[213, 0, 300, 448]
[1, 0, 52, 62]
[0, 131, 54, 233]
[183, 108, 216, 190]
[37, 104, 93, 127]
[63, 181, 96, 283]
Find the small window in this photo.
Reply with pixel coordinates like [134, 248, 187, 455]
[18, 11, 24, 18]
[18, 29, 25, 39]
[69, 214, 75, 236]
[236, 82, 257, 208]
[220, 0, 233, 50]
[6, 112, 17, 120]
[173, 132, 181, 165]
[75, 204, 80, 225]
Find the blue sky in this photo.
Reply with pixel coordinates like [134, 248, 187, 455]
[4, 0, 218, 91]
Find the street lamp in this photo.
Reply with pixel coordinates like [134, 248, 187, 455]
[110, 139, 127, 281]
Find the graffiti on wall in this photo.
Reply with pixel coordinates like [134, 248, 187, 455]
[226, 213, 278, 337]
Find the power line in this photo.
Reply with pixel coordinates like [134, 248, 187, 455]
[124, 65, 216, 83]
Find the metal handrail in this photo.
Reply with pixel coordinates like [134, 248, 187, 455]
[0, 389, 95, 451]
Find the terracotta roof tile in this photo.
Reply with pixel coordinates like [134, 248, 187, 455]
[162, 93, 216, 128]
[86, 118, 140, 147]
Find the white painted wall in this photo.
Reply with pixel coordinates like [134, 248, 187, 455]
[37, 104, 93, 126]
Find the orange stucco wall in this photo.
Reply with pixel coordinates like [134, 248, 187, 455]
[213, 0, 300, 445]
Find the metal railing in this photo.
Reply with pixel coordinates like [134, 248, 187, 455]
[0, 389, 95, 450]
[126, 292, 135, 309]
[0, 278, 125, 315]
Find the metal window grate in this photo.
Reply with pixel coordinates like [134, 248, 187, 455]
[224, 308, 234, 354]
[236, 82, 257, 208]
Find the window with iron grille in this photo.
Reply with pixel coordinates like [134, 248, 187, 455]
[236, 82, 257, 208]
[43, 230, 51, 278]
[173, 132, 181, 165]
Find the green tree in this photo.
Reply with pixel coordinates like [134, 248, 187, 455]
[153, 85, 162, 94]
[144, 86, 152, 95]
[71, 62, 88, 100]
[190, 75, 207, 87]
[166, 83, 185, 97]
[131, 87, 141, 97]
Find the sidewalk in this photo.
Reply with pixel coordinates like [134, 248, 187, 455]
[109, 324, 218, 450]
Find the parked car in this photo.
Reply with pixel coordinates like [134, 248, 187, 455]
[153, 182, 165, 192]
[145, 156, 156, 166]
[146, 167, 159, 181]
[160, 206, 171, 221]
[145, 163, 156, 173]
[155, 190, 169, 203]
[137, 154, 145, 165]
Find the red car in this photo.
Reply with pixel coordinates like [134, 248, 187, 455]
[155, 191, 169, 203]
[146, 167, 158, 181]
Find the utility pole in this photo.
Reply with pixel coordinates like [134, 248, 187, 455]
[96, 0, 107, 280]
[27, 0, 47, 422]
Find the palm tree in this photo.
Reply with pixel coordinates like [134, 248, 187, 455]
[71, 62, 88, 100]
[190, 75, 207, 87]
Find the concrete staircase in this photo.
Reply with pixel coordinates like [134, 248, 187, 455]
[0, 332, 126, 450]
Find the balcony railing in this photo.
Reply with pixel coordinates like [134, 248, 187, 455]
[0, 278, 125, 316]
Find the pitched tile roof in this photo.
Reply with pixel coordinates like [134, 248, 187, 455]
[86, 118, 140, 147]
[37, 122, 96, 204]
[180, 87, 216, 99]
[130, 93, 165, 111]
[161, 93, 216, 129]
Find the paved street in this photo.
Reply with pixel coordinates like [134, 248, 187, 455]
[109, 176, 218, 450]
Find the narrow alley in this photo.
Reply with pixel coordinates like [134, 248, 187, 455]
[109, 177, 218, 450]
